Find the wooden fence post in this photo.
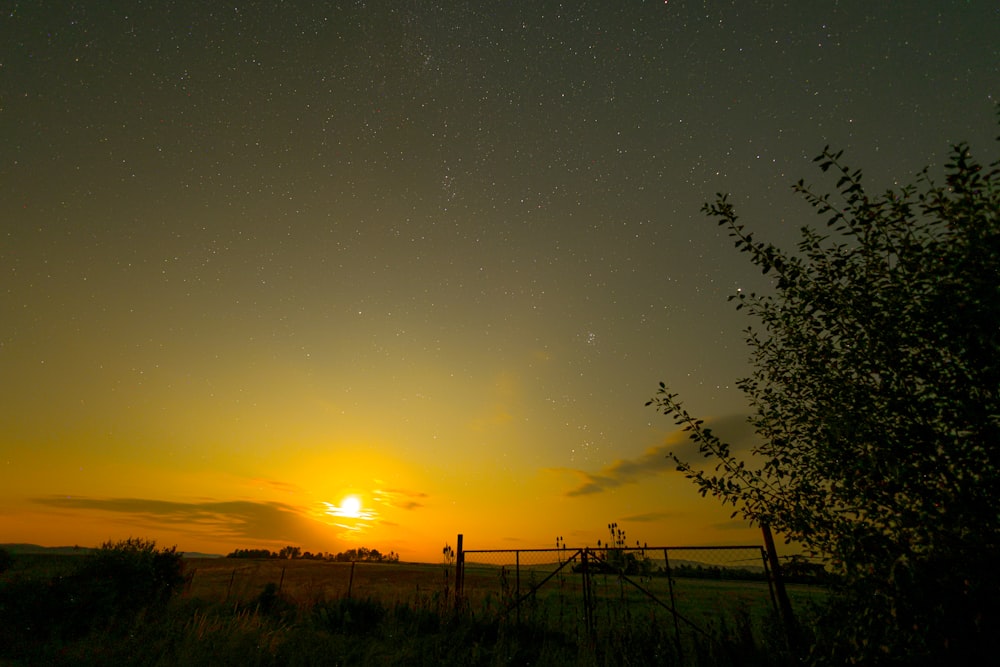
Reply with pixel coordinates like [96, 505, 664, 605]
[515, 550, 521, 601]
[762, 523, 799, 652]
[581, 548, 595, 643]
[663, 548, 683, 658]
[455, 533, 464, 609]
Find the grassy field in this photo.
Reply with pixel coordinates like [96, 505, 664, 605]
[184, 558, 460, 608]
[1, 553, 820, 665]
[183, 557, 825, 639]
[0, 551, 90, 580]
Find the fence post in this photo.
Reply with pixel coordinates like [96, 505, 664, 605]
[762, 523, 799, 652]
[515, 550, 521, 624]
[455, 533, 465, 610]
[515, 551, 521, 600]
[663, 548, 683, 658]
[761, 547, 779, 616]
[581, 548, 595, 643]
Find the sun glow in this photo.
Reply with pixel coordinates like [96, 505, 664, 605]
[319, 493, 378, 531]
[340, 495, 362, 518]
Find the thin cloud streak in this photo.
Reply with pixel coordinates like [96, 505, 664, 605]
[621, 511, 680, 523]
[373, 488, 428, 511]
[32, 496, 329, 546]
[557, 415, 759, 497]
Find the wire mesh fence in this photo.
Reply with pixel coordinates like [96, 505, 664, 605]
[177, 535, 808, 657]
[458, 542, 783, 649]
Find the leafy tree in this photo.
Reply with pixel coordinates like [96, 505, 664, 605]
[225, 545, 401, 562]
[278, 545, 302, 560]
[648, 134, 1000, 663]
[226, 547, 278, 558]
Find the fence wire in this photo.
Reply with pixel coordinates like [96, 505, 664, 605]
[458, 544, 778, 647]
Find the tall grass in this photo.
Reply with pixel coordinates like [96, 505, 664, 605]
[0, 552, 800, 666]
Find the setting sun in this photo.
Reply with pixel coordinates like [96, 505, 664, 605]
[3, 0, 986, 576]
[341, 496, 362, 518]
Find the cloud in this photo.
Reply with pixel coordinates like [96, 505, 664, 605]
[31, 495, 326, 545]
[620, 511, 679, 523]
[556, 415, 759, 497]
[248, 478, 303, 494]
[373, 487, 427, 511]
[712, 519, 755, 531]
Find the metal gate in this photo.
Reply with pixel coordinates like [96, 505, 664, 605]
[455, 535, 793, 656]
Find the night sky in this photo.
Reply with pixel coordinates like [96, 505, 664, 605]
[2, 1, 996, 561]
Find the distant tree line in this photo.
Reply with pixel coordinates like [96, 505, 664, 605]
[670, 563, 766, 582]
[668, 558, 832, 584]
[226, 545, 399, 563]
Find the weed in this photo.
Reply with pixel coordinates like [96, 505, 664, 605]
[1, 551, 805, 666]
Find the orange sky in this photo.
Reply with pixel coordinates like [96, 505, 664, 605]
[2, 1, 993, 563]
[1, 360, 765, 562]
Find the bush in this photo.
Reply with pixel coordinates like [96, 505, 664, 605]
[651, 130, 1000, 663]
[0, 538, 186, 661]
[74, 537, 186, 613]
[45, 537, 187, 640]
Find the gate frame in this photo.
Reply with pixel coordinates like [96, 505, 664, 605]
[455, 533, 798, 654]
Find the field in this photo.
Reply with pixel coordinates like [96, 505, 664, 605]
[184, 558, 459, 606]
[1, 552, 823, 665]
[184, 557, 825, 642]
[186, 556, 823, 604]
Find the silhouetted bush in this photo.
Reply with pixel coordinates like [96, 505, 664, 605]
[72, 537, 185, 615]
[0, 548, 12, 574]
[252, 582, 296, 619]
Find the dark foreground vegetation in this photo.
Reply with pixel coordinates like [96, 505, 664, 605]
[650, 117, 1000, 665]
[6, 120, 995, 667]
[0, 541, 806, 666]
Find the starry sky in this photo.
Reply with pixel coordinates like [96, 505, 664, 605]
[2, 1, 997, 561]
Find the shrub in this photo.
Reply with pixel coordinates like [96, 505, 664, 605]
[66, 537, 186, 626]
[650, 129, 1000, 663]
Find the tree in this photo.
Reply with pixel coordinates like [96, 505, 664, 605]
[226, 547, 277, 559]
[278, 545, 302, 560]
[648, 134, 1000, 663]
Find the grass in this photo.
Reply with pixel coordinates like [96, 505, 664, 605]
[0, 552, 87, 580]
[1, 553, 815, 665]
[183, 558, 456, 606]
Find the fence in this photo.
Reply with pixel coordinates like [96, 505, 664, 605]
[181, 558, 460, 609]
[178, 531, 802, 654]
[455, 531, 799, 653]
